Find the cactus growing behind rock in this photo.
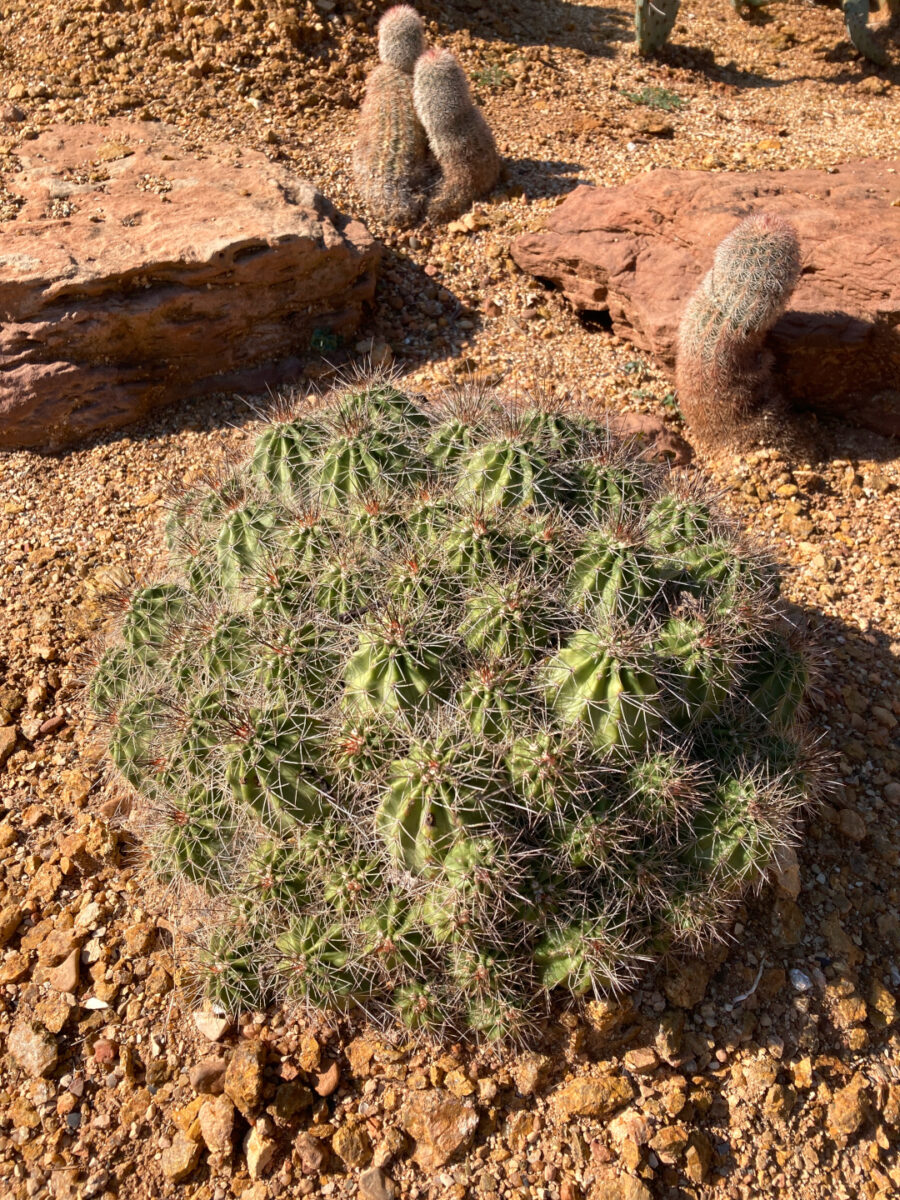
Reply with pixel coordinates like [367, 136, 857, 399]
[675, 213, 801, 447]
[412, 48, 500, 221]
[353, 7, 429, 226]
[90, 374, 818, 1041]
[635, 0, 681, 56]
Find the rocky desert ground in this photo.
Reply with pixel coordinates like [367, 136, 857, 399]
[0, 2, 898, 1199]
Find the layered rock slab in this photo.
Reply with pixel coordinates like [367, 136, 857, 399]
[511, 162, 900, 438]
[0, 121, 380, 449]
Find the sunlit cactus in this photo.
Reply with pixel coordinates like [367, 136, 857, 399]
[90, 374, 819, 1040]
[676, 213, 802, 446]
[353, 6, 429, 226]
[378, 4, 426, 72]
[412, 47, 500, 220]
[635, 0, 681, 56]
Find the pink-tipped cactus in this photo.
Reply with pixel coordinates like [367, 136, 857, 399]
[413, 47, 500, 221]
[675, 213, 801, 446]
[378, 4, 426, 73]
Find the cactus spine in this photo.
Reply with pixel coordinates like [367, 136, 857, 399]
[412, 48, 500, 221]
[675, 213, 801, 446]
[91, 374, 818, 1041]
[635, 0, 681, 56]
[353, 7, 428, 226]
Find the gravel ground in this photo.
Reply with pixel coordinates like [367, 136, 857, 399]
[1, 2, 899, 1199]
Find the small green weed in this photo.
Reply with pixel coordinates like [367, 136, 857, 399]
[471, 64, 513, 90]
[624, 86, 686, 113]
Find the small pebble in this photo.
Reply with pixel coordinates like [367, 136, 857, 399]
[789, 969, 813, 993]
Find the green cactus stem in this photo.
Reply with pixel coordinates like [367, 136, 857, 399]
[635, 0, 681, 56]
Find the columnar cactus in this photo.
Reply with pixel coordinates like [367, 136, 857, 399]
[412, 48, 500, 221]
[635, 0, 681, 56]
[353, 6, 429, 226]
[675, 213, 802, 446]
[91, 375, 818, 1040]
[843, 0, 899, 66]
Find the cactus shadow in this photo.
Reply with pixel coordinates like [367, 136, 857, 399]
[438, 0, 633, 57]
[661, 38, 900, 91]
[502, 155, 593, 201]
[655, 42, 789, 89]
[648, 603, 900, 1080]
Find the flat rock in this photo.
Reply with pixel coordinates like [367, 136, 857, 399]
[0, 120, 380, 449]
[552, 1071, 635, 1120]
[511, 162, 900, 438]
[198, 1094, 235, 1158]
[8, 1019, 59, 1078]
[244, 1124, 277, 1180]
[399, 1088, 479, 1170]
[46, 947, 80, 993]
[160, 1131, 202, 1183]
[0, 726, 17, 769]
[333, 1121, 373, 1169]
[359, 1166, 397, 1200]
[224, 1039, 266, 1119]
[591, 1169, 653, 1200]
[189, 1055, 227, 1096]
[193, 1010, 232, 1042]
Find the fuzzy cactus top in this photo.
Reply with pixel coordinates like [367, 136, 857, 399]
[377, 4, 426, 73]
[90, 378, 818, 1041]
[412, 47, 485, 155]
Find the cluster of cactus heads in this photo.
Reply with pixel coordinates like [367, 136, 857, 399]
[353, 6, 499, 226]
[676, 213, 802, 447]
[90, 374, 817, 1040]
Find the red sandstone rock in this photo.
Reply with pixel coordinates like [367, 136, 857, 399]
[511, 162, 900, 438]
[0, 121, 380, 449]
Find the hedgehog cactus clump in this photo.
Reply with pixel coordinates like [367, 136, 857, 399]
[353, 6, 429, 226]
[676, 212, 802, 447]
[90, 376, 818, 1040]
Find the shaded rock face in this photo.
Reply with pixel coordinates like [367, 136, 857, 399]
[0, 120, 380, 449]
[511, 162, 900, 438]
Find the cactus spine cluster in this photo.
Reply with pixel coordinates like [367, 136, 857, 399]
[91, 375, 816, 1040]
[412, 48, 501, 222]
[635, 0, 681, 56]
[353, 6, 428, 226]
[675, 213, 802, 447]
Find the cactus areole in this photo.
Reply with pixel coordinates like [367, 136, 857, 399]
[91, 378, 816, 1040]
